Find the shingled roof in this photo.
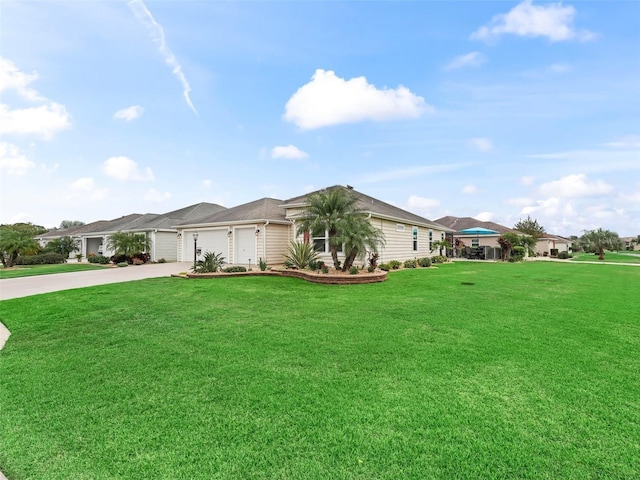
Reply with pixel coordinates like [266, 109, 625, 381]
[179, 198, 288, 227]
[435, 216, 521, 235]
[282, 185, 453, 231]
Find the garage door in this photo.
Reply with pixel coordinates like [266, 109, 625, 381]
[234, 227, 256, 265]
[184, 230, 229, 263]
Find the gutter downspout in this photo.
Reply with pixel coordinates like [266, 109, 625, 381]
[263, 221, 270, 263]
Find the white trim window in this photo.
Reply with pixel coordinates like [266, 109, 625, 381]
[429, 229, 433, 251]
[312, 228, 342, 253]
[412, 227, 418, 252]
[396, 224, 405, 232]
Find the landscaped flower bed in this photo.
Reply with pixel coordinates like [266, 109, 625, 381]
[183, 268, 387, 284]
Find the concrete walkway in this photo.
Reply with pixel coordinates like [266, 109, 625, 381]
[0, 262, 192, 301]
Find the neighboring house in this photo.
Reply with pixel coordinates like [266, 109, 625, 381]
[435, 216, 523, 260]
[38, 203, 226, 262]
[622, 237, 640, 251]
[535, 234, 571, 256]
[177, 186, 454, 267]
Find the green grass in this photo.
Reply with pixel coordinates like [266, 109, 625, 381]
[1, 262, 639, 479]
[571, 251, 640, 264]
[0, 263, 107, 279]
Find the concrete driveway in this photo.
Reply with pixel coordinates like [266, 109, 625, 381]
[0, 262, 192, 301]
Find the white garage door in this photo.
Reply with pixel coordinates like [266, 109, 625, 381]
[185, 230, 229, 263]
[234, 227, 256, 265]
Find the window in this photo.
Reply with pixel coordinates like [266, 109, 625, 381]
[396, 224, 405, 232]
[472, 238, 479, 248]
[412, 227, 418, 252]
[429, 229, 433, 251]
[311, 229, 341, 253]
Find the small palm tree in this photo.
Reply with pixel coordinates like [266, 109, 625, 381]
[193, 251, 225, 273]
[579, 228, 624, 260]
[106, 231, 151, 258]
[339, 214, 384, 271]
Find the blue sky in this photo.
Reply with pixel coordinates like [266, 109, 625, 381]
[1, 0, 639, 236]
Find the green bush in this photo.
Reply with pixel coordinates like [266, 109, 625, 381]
[403, 259, 417, 268]
[193, 251, 225, 273]
[388, 260, 401, 270]
[15, 253, 66, 265]
[431, 255, 447, 264]
[557, 251, 572, 259]
[379, 263, 390, 271]
[117, 262, 128, 267]
[283, 240, 320, 269]
[417, 257, 432, 267]
[258, 257, 267, 271]
[367, 266, 375, 273]
[87, 254, 110, 264]
[349, 266, 359, 275]
[321, 266, 329, 274]
[223, 266, 247, 273]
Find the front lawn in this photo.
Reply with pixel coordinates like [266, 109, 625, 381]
[0, 263, 108, 279]
[1, 262, 638, 479]
[570, 251, 640, 263]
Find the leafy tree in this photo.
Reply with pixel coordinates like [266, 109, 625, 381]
[339, 214, 384, 271]
[106, 231, 151, 259]
[432, 239, 452, 257]
[43, 236, 79, 258]
[296, 187, 384, 270]
[514, 216, 546, 240]
[579, 228, 624, 260]
[0, 223, 44, 267]
[499, 231, 536, 258]
[59, 220, 85, 230]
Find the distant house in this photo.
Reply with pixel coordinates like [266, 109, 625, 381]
[177, 186, 454, 267]
[38, 203, 226, 262]
[622, 237, 640, 251]
[535, 234, 571, 257]
[435, 216, 523, 260]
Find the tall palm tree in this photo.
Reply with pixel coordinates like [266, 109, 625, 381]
[579, 228, 623, 260]
[295, 187, 386, 270]
[106, 231, 151, 258]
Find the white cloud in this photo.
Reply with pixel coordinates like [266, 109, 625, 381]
[284, 69, 431, 130]
[271, 145, 309, 160]
[604, 135, 640, 149]
[114, 105, 144, 121]
[127, 0, 197, 114]
[144, 188, 172, 202]
[0, 57, 43, 101]
[506, 197, 535, 206]
[539, 173, 613, 198]
[444, 52, 487, 71]
[0, 142, 35, 175]
[470, 137, 493, 152]
[475, 212, 495, 222]
[471, 0, 596, 43]
[462, 185, 480, 195]
[102, 156, 154, 181]
[0, 103, 70, 140]
[521, 197, 575, 217]
[202, 179, 212, 188]
[405, 195, 441, 218]
[71, 177, 95, 191]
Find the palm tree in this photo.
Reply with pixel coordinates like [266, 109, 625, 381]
[0, 223, 42, 267]
[339, 214, 384, 271]
[579, 228, 624, 260]
[296, 187, 361, 269]
[106, 231, 151, 259]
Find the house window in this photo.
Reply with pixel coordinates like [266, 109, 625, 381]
[441, 232, 445, 240]
[311, 229, 341, 253]
[412, 227, 418, 252]
[472, 238, 479, 248]
[396, 224, 405, 232]
[429, 229, 433, 251]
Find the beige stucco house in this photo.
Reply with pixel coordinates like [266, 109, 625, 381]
[535, 234, 571, 256]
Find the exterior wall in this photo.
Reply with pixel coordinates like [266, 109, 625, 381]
[454, 234, 502, 249]
[153, 231, 178, 261]
[261, 223, 291, 266]
[535, 238, 570, 256]
[375, 219, 442, 263]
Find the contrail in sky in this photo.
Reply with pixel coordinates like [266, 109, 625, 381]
[127, 0, 197, 114]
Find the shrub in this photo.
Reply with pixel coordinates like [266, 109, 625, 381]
[308, 259, 319, 270]
[368, 252, 379, 269]
[379, 263, 390, 271]
[431, 255, 447, 264]
[550, 248, 559, 257]
[349, 266, 359, 275]
[193, 251, 225, 273]
[283, 241, 320, 269]
[87, 254, 110, 264]
[111, 254, 130, 265]
[417, 257, 432, 268]
[557, 251, 572, 259]
[258, 257, 267, 271]
[132, 257, 145, 265]
[223, 266, 247, 273]
[388, 260, 401, 270]
[117, 262, 128, 267]
[15, 253, 66, 265]
[132, 252, 150, 264]
[321, 266, 329, 274]
[367, 266, 375, 273]
[404, 259, 417, 268]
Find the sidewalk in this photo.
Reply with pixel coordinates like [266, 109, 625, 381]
[0, 262, 192, 301]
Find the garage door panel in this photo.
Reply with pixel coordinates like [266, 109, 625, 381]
[235, 228, 255, 265]
[185, 230, 228, 261]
